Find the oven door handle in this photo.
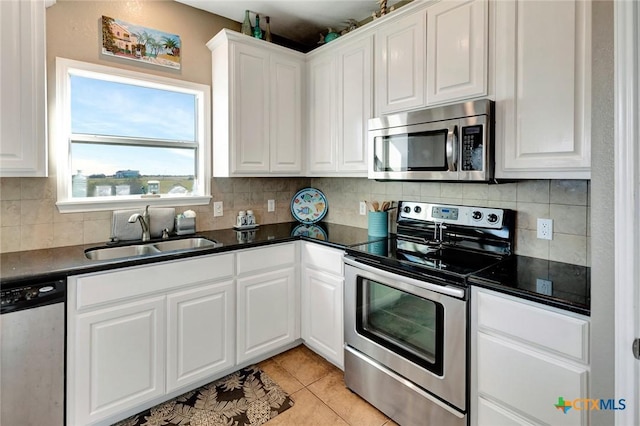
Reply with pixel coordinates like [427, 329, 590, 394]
[343, 257, 466, 299]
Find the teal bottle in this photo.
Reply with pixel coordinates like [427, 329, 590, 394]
[253, 14, 263, 40]
[241, 10, 252, 36]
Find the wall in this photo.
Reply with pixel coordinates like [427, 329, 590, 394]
[0, 1, 305, 253]
[312, 178, 590, 265]
[589, 0, 615, 423]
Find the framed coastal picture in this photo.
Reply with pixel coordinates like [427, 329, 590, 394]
[101, 16, 181, 70]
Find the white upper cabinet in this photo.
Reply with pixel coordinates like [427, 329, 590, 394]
[374, 10, 426, 115]
[307, 34, 373, 176]
[337, 36, 373, 173]
[494, 0, 591, 179]
[374, 0, 488, 115]
[307, 52, 337, 173]
[208, 30, 304, 177]
[426, 0, 488, 105]
[0, 0, 51, 177]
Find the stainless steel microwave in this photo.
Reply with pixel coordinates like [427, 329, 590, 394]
[368, 99, 494, 182]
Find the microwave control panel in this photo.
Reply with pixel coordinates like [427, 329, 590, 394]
[461, 125, 484, 171]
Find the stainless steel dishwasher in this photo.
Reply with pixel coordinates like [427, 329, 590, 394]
[1, 277, 66, 426]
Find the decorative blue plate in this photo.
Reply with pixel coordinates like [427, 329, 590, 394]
[291, 223, 328, 241]
[290, 188, 328, 224]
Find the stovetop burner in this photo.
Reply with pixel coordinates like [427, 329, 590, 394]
[346, 201, 516, 285]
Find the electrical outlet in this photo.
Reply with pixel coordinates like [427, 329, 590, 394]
[536, 278, 553, 295]
[537, 218, 553, 240]
[213, 201, 223, 217]
[359, 201, 367, 215]
[267, 199, 275, 212]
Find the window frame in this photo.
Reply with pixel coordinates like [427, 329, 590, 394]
[54, 57, 211, 213]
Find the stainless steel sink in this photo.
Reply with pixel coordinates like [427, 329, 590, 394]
[84, 237, 219, 261]
[153, 237, 218, 252]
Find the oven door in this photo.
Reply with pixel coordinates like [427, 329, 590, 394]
[369, 118, 460, 181]
[344, 257, 467, 411]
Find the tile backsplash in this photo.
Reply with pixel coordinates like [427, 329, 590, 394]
[311, 178, 591, 266]
[0, 176, 590, 266]
[0, 177, 309, 253]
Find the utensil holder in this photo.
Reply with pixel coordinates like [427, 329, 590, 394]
[368, 211, 388, 237]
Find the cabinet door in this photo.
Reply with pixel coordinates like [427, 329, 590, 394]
[70, 297, 165, 426]
[337, 35, 373, 174]
[237, 267, 297, 363]
[307, 53, 338, 172]
[375, 10, 426, 115]
[166, 280, 235, 393]
[0, 0, 47, 177]
[494, 0, 591, 178]
[477, 333, 588, 426]
[301, 267, 344, 368]
[426, 0, 487, 105]
[270, 53, 303, 173]
[231, 42, 270, 173]
[477, 397, 537, 426]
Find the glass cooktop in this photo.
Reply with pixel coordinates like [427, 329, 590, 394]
[346, 236, 505, 284]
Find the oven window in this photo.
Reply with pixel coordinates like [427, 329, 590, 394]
[373, 130, 447, 172]
[356, 278, 444, 375]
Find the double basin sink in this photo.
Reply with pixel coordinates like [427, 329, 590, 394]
[85, 237, 220, 261]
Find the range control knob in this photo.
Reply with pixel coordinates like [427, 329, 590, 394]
[487, 213, 499, 223]
[472, 211, 483, 220]
[414, 206, 422, 214]
[403, 206, 411, 213]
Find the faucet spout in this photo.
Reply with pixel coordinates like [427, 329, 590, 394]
[128, 205, 151, 241]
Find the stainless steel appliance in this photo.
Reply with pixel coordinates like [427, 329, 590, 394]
[344, 201, 514, 426]
[1, 277, 66, 426]
[368, 99, 494, 182]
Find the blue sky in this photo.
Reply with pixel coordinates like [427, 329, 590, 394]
[70, 75, 196, 176]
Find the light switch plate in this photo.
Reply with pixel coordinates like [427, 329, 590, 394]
[360, 201, 367, 215]
[267, 199, 275, 212]
[213, 201, 223, 217]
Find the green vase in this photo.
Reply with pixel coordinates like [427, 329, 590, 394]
[241, 10, 252, 36]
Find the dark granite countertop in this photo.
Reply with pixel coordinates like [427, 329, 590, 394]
[0, 222, 373, 285]
[468, 255, 591, 316]
[2, 223, 590, 316]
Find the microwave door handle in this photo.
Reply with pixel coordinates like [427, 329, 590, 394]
[446, 125, 458, 171]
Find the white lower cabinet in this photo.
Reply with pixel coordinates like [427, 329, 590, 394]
[166, 280, 235, 393]
[237, 267, 297, 363]
[471, 287, 590, 426]
[67, 254, 235, 426]
[301, 242, 345, 368]
[73, 296, 166, 425]
[236, 243, 299, 364]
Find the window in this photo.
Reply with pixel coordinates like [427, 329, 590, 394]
[55, 58, 211, 212]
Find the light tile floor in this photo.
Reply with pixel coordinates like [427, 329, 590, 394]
[259, 344, 398, 426]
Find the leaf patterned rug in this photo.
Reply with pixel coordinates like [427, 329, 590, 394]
[114, 365, 294, 426]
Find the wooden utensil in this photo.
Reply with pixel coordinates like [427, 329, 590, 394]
[372, 201, 380, 212]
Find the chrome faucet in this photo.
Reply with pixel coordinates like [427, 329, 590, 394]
[128, 205, 151, 241]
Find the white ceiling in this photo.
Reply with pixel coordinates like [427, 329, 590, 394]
[176, 0, 407, 50]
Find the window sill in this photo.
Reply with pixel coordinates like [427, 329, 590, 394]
[56, 195, 212, 213]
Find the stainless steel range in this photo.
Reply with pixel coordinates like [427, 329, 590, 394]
[343, 201, 515, 426]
